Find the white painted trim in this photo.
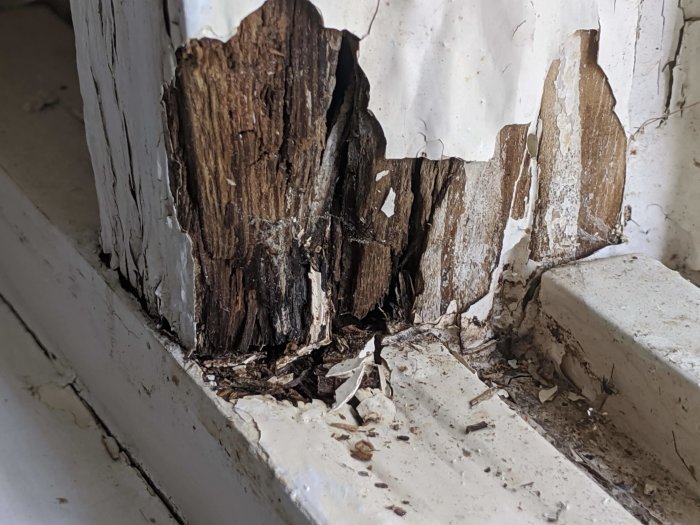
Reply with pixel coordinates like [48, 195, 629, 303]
[535, 255, 700, 495]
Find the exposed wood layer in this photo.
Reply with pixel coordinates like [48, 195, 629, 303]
[165, 0, 464, 355]
[531, 31, 626, 263]
[576, 32, 627, 256]
[414, 125, 528, 321]
[165, 3, 627, 356]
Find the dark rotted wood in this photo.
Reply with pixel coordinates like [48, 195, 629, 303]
[165, 0, 464, 355]
[166, 0, 342, 354]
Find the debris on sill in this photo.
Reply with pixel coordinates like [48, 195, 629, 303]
[195, 301, 459, 409]
[197, 324, 385, 405]
[232, 329, 640, 524]
[189, 301, 697, 522]
[538, 385, 558, 404]
[460, 336, 700, 524]
[326, 336, 376, 409]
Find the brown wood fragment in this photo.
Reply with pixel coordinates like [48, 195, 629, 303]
[330, 422, 359, 433]
[350, 439, 375, 461]
[576, 31, 627, 255]
[469, 387, 496, 408]
[465, 421, 490, 434]
[414, 125, 527, 320]
[386, 505, 407, 517]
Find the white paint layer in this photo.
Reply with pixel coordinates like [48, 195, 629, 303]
[0, 301, 176, 525]
[71, 1, 196, 346]
[594, 14, 700, 280]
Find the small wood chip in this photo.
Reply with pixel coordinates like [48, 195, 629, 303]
[333, 434, 350, 441]
[351, 440, 375, 461]
[386, 505, 407, 517]
[330, 422, 359, 432]
[465, 421, 489, 434]
[538, 385, 559, 404]
[469, 387, 495, 408]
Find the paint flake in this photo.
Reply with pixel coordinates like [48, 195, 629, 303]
[381, 188, 396, 218]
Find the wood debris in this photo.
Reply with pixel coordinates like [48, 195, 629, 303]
[350, 440, 375, 462]
[538, 385, 558, 404]
[386, 505, 407, 517]
[465, 421, 490, 434]
[469, 387, 495, 408]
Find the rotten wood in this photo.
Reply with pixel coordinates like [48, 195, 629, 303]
[165, 0, 464, 355]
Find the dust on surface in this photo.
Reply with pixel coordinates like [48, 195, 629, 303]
[463, 338, 700, 525]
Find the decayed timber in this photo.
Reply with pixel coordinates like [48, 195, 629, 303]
[165, 2, 628, 356]
[488, 29, 628, 341]
[165, 0, 465, 355]
[414, 125, 528, 322]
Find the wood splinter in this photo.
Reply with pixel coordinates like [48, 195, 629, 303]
[465, 421, 490, 434]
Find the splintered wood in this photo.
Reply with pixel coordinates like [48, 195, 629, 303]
[531, 31, 626, 263]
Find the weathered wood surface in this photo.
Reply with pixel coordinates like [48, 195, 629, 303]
[414, 125, 528, 322]
[531, 31, 626, 263]
[165, 0, 628, 356]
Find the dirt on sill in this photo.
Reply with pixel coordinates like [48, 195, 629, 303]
[461, 338, 700, 525]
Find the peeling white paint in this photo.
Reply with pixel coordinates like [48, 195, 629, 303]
[592, 6, 700, 280]
[542, 36, 583, 260]
[374, 169, 389, 182]
[307, 268, 331, 346]
[173, 1, 611, 161]
[326, 336, 375, 409]
[174, 0, 378, 44]
[71, 1, 196, 346]
[380, 188, 395, 218]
